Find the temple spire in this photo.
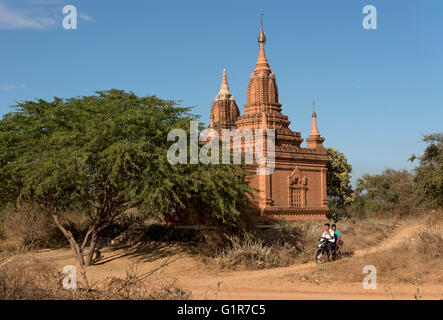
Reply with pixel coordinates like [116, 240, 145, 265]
[210, 68, 239, 132]
[306, 100, 325, 150]
[215, 68, 232, 100]
[258, 12, 266, 43]
[309, 101, 320, 136]
[254, 13, 271, 74]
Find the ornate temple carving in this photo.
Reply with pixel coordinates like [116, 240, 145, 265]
[288, 167, 308, 207]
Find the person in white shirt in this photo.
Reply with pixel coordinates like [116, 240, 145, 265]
[321, 223, 336, 261]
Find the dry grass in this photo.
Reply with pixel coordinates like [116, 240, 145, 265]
[94, 266, 192, 300]
[333, 216, 397, 254]
[293, 212, 443, 286]
[204, 221, 312, 270]
[0, 256, 191, 300]
[0, 204, 63, 254]
[422, 209, 443, 229]
[0, 256, 75, 299]
[216, 235, 298, 270]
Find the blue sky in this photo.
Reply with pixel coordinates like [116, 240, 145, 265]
[0, 0, 442, 184]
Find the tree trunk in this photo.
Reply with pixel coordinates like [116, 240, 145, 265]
[84, 229, 98, 267]
[51, 213, 90, 288]
[70, 239, 90, 288]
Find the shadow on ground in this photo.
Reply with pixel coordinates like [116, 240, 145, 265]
[339, 251, 355, 259]
[92, 242, 188, 266]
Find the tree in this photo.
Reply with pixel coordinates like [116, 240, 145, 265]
[325, 148, 355, 220]
[0, 89, 254, 284]
[355, 169, 414, 214]
[409, 133, 443, 208]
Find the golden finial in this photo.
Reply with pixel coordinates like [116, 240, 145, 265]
[258, 12, 266, 43]
[312, 100, 317, 118]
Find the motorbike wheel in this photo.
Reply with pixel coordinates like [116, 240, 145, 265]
[314, 248, 327, 264]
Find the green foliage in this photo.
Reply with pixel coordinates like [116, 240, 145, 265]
[353, 169, 415, 216]
[346, 133, 442, 218]
[325, 148, 355, 220]
[410, 133, 443, 208]
[0, 89, 253, 227]
[156, 163, 254, 227]
[0, 89, 255, 268]
[0, 90, 187, 219]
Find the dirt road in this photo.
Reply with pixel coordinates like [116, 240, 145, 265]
[31, 223, 443, 300]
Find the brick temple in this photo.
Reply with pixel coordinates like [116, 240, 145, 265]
[208, 17, 328, 221]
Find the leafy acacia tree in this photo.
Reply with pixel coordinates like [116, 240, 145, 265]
[409, 133, 443, 208]
[326, 148, 355, 220]
[0, 90, 254, 282]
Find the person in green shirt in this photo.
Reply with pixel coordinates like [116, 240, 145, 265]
[331, 224, 343, 253]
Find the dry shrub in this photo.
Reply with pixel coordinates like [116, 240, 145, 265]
[0, 204, 65, 252]
[415, 228, 443, 260]
[0, 256, 75, 299]
[189, 230, 229, 258]
[212, 220, 318, 270]
[101, 274, 191, 300]
[423, 210, 443, 229]
[217, 235, 298, 270]
[263, 221, 320, 264]
[0, 257, 191, 300]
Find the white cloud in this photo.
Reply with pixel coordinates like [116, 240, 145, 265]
[0, 2, 56, 29]
[0, 84, 28, 91]
[27, 0, 64, 4]
[79, 13, 95, 22]
[0, 2, 95, 30]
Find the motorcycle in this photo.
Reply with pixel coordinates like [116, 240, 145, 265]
[314, 237, 339, 264]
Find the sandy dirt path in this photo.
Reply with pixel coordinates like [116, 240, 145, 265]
[175, 224, 441, 299]
[29, 223, 442, 299]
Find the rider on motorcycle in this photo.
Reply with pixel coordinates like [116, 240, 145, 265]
[331, 224, 343, 253]
[322, 223, 336, 260]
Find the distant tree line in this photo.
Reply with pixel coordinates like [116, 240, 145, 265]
[326, 133, 443, 221]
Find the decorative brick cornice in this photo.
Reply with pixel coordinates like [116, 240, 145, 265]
[260, 206, 328, 221]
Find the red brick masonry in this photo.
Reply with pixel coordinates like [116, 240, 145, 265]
[209, 24, 328, 221]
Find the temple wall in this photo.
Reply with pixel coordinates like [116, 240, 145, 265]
[245, 156, 328, 217]
[270, 163, 326, 208]
[303, 167, 324, 207]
